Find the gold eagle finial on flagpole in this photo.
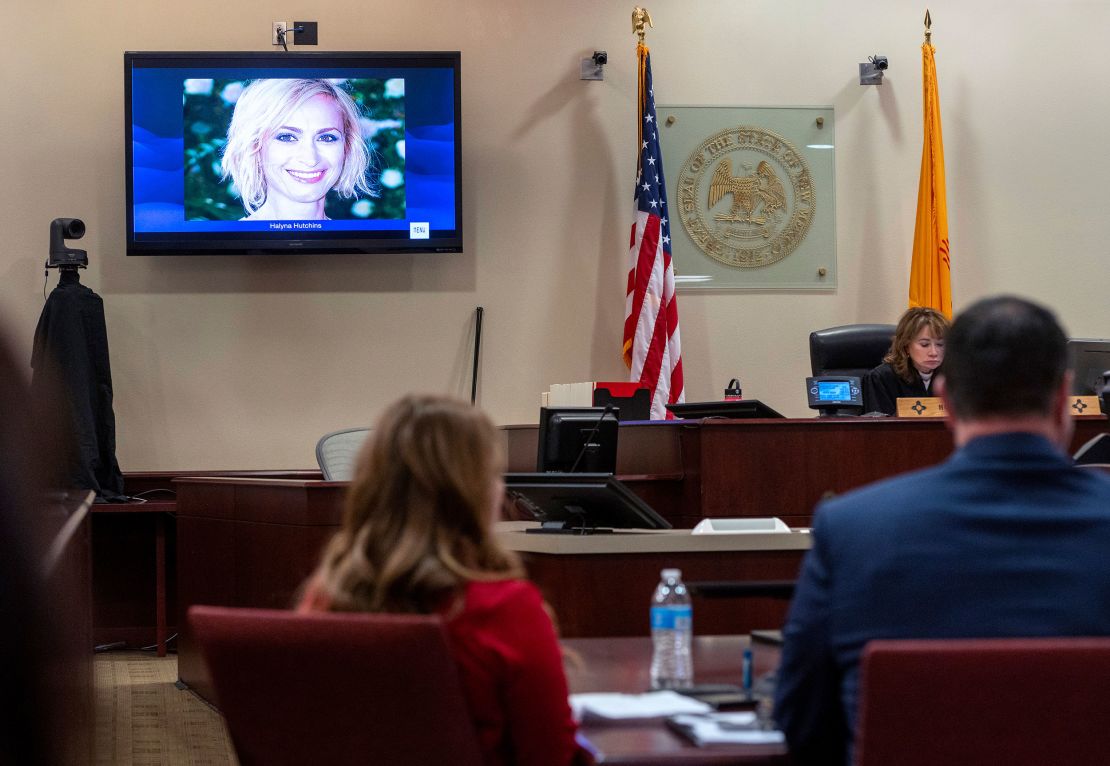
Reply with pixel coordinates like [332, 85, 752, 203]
[924, 9, 932, 44]
[632, 6, 654, 44]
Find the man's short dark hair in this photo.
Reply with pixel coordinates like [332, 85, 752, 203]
[943, 295, 1068, 418]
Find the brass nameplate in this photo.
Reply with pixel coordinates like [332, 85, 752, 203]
[1069, 396, 1101, 416]
[896, 397, 946, 418]
[897, 396, 1100, 418]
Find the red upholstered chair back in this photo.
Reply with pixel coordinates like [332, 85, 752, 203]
[854, 637, 1110, 766]
[189, 605, 484, 766]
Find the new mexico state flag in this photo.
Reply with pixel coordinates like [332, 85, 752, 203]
[908, 41, 951, 319]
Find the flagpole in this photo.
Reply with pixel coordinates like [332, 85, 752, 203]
[624, 5, 685, 416]
[632, 6, 653, 45]
[924, 9, 932, 44]
[632, 7, 654, 182]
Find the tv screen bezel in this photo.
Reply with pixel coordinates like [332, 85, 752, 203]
[124, 50, 462, 256]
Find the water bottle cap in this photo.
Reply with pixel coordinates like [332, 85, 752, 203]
[661, 568, 681, 580]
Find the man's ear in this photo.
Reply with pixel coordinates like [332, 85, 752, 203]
[1055, 373, 1075, 423]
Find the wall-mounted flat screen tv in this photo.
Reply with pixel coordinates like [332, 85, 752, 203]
[125, 51, 461, 255]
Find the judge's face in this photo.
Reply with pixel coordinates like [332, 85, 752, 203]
[908, 326, 945, 374]
[259, 95, 346, 207]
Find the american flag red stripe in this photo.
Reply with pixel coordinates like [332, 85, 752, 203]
[622, 44, 684, 420]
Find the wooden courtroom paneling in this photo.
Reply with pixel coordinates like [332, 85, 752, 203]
[43, 494, 94, 765]
[523, 548, 804, 638]
[169, 417, 1107, 701]
[505, 417, 1109, 528]
[174, 478, 346, 702]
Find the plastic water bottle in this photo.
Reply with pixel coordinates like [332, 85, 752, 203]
[650, 568, 693, 689]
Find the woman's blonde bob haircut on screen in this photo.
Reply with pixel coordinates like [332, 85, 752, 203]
[220, 78, 376, 216]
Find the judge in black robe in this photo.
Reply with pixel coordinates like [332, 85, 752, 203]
[861, 307, 950, 416]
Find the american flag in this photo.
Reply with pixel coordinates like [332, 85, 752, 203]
[622, 44, 684, 420]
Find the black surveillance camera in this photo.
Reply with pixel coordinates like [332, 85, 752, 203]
[592, 51, 608, 66]
[47, 217, 89, 269]
[871, 55, 889, 71]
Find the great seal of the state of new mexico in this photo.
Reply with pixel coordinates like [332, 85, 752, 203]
[676, 125, 815, 268]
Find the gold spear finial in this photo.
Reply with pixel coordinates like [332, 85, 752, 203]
[924, 9, 932, 44]
[632, 6, 654, 44]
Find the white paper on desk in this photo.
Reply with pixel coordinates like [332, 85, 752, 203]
[669, 713, 786, 745]
[570, 691, 712, 721]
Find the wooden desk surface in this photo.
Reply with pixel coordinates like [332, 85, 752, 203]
[564, 635, 787, 764]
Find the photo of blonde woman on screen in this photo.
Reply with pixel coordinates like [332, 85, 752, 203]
[220, 79, 377, 220]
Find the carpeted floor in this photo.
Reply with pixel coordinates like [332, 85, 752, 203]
[95, 651, 237, 765]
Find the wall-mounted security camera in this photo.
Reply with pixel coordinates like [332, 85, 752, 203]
[47, 217, 88, 269]
[859, 55, 889, 85]
[581, 50, 607, 81]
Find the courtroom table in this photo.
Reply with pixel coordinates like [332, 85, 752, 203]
[564, 635, 788, 764]
[498, 522, 809, 638]
[91, 501, 175, 655]
[92, 470, 319, 651]
[505, 416, 1108, 527]
[171, 415, 1107, 699]
[173, 476, 809, 701]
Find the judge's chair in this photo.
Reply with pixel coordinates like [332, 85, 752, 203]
[315, 427, 371, 481]
[1074, 433, 1110, 466]
[854, 637, 1110, 766]
[189, 605, 484, 766]
[808, 324, 895, 378]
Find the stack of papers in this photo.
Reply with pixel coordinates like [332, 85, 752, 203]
[569, 691, 712, 721]
[667, 712, 786, 745]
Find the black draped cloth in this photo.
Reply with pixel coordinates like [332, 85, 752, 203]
[31, 270, 126, 502]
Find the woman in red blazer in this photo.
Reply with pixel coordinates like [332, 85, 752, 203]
[299, 394, 592, 766]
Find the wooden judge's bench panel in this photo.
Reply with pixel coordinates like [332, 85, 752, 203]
[172, 416, 1107, 701]
[506, 416, 1108, 528]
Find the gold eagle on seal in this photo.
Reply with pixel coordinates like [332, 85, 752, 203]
[708, 158, 786, 226]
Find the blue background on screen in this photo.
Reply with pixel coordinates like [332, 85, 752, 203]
[817, 382, 851, 401]
[130, 65, 457, 235]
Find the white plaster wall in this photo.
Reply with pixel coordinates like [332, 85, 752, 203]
[2, 0, 1107, 469]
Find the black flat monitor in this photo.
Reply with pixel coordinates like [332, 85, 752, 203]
[505, 473, 671, 534]
[1068, 339, 1110, 396]
[535, 406, 619, 473]
[124, 51, 462, 255]
[665, 399, 785, 419]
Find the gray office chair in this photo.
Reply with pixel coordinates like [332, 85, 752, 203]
[315, 428, 371, 481]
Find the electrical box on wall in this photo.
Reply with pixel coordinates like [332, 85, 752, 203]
[293, 21, 318, 45]
[271, 20, 318, 46]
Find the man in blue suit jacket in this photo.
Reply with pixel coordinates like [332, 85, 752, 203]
[773, 295, 1110, 765]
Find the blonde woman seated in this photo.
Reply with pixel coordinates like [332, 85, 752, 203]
[299, 395, 592, 766]
[221, 78, 376, 220]
[863, 307, 950, 415]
